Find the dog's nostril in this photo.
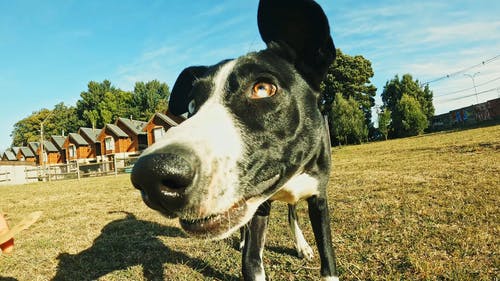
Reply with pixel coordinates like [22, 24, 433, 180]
[160, 172, 192, 191]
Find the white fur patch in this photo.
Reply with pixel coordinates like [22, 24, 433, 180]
[254, 268, 266, 281]
[141, 59, 244, 217]
[291, 217, 314, 260]
[271, 173, 319, 204]
[323, 277, 339, 281]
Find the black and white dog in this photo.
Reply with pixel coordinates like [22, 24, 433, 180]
[131, 0, 338, 280]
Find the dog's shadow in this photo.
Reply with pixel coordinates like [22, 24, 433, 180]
[52, 212, 238, 281]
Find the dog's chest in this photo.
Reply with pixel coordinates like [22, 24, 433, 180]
[271, 173, 319, 204]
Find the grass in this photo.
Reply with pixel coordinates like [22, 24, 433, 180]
[0, 125, 499, 280]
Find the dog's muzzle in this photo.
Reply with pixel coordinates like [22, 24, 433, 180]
[130, 147, 252, 239]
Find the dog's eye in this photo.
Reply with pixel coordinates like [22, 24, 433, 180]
[250, 82, 277, 99]
[188, 100, 196, 114]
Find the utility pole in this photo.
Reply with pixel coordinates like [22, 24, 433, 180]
[40, 110, 55, 180]
[464, 72, 480, 104]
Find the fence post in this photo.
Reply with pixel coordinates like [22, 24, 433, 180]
[76, 161, 80, 180]
[114, 156, 118, 176]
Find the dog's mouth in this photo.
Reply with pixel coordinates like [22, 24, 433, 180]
[179, 199, 247, 239]
[177, 174, 281, 239]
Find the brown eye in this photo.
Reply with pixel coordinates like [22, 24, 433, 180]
[250, 82, 277, 99]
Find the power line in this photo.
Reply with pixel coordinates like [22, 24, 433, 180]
[436, 87, 499, 103]
[435, 76, 500, 97]
[420, 54, 500, 86]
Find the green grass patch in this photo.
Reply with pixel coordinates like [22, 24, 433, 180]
[1, 125, 499, 280]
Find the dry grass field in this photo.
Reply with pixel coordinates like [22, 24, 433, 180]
[0, 125, 498, 280]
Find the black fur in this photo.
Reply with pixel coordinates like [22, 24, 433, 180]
[132, 0, 338, 279]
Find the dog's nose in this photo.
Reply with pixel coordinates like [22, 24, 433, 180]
[131, 151, 197, 214]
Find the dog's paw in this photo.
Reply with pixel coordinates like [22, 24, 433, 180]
[296, 242, 314, 260]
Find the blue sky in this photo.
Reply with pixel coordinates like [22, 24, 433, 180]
[1, 0, 499, 150]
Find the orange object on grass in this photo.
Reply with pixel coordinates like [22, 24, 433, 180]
[0, 214, 14, 254]
[0, 211, 42, 255]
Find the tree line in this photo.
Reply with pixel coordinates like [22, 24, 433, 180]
[11, 80, 170, 146]
[320, 49, 434, 145]
[10, 48, 434, 147]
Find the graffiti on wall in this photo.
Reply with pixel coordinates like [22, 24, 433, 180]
[474, 103, 491, 121]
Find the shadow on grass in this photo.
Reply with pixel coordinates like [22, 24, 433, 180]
[266, 245, 299, 258]
[52, 212, 238, 281]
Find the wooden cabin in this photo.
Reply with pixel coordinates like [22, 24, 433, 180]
[50, 135, 67, 163]
[78, 128, 102, 160]
[144, 112, 184, 145]
[16, 147, 36, 163]
[37, 140, 60, 165]
[115, 117, 148, 152]
[63, 133, 92, 162]
[97, 124, 131, 157]
[2, 149, 17, 161]
[28, 142, 40, 163]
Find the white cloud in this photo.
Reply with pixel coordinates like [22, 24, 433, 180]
[422, 21, 500, 45]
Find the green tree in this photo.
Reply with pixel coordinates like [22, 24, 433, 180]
[381, 74, 434, 138]
[46, 103, 81, 136]
[130, 80, 170, 121]
[76, 80, 133, 128]
[378, 108, 391, 141]
[320, 49, 377, 133]
[10, 103, 79, 146]
[329, 93, 368, 145]
[395, 94, 428, 136]
[11, 109, 48, 146]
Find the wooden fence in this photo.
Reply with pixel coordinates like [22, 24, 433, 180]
[24, 156, 139, 182]
[0, 171, 10, 183]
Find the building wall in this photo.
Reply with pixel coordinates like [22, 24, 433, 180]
[118, 138, 132, 153]
[77, 146, 92, 159]
[47, 152, 59, 164]
[0, 161, 37, 185]
[116, 120, 142, 152]
[80, 134, 100, 159]
[99, 129, 132, 156]
[431, 98, 500, 131]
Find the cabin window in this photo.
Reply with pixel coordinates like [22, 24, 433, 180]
[105, 137, 115, 151]
[69, 145, 76, 158]
[152, 127, 165, 143]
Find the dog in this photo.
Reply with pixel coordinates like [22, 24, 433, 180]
[131, 0, 338, 280]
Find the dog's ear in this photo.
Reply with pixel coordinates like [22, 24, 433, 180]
[258, 0, 335, 89]
[168, 66, 208, 116]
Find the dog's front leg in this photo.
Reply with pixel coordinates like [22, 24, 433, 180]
[242, 201, 271, 281]
[288, 204, 314, 260]
[307, 195, 339, 281]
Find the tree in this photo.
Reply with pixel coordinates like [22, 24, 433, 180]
[46, 103, 81, 136]
[76, 80, 133, 128]
[381, 74, 435, 138]
[396, 94, 428, 136]
[130, 80, 170, 121]
[378, 108, 391, 141]
[320, 49, 377, 134]
[10, 103, 79, 146]
[329, 93, 368, 145]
